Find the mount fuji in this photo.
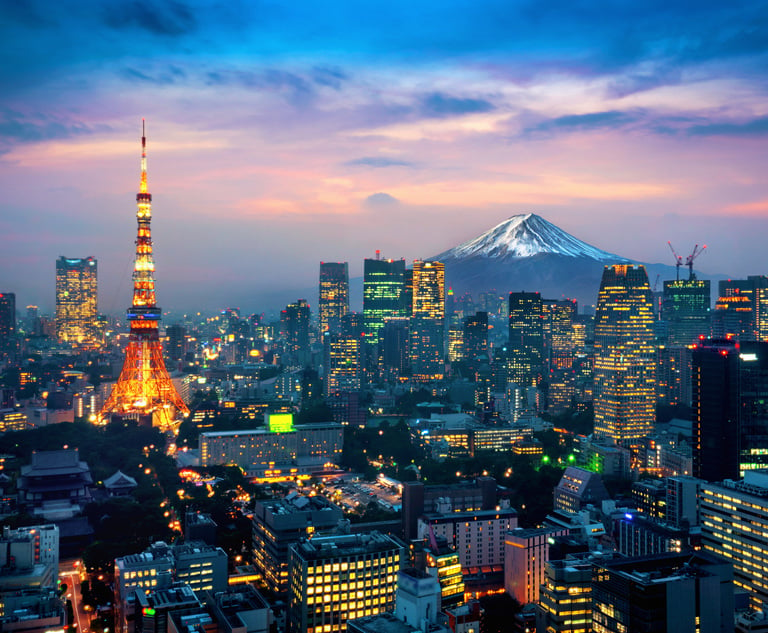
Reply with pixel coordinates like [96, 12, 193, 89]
[432, 214, 676, 306]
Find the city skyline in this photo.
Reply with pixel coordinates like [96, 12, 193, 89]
[2, 1, 768, 313]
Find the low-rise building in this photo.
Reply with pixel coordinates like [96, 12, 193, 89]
[287, 532, 406, 633]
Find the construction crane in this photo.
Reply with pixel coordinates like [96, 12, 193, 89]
[667, 241, 683, 281]
[685, 244, 707, 280]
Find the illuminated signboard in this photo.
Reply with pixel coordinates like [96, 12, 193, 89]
[268, 413, 294, 434]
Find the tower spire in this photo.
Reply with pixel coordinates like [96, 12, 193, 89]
[140, 119, 148, 195]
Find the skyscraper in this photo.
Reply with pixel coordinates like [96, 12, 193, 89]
[593, 265, 656, 446]
[693, 340, 768, 481]
[462, 311, 488, 368]
[100, 124, 189, 430]
[363, 256, 406, 345]
[55, 256, 98, 347]
[0, 293, 16, 356]
[318, 262, 349, 335]
[543, 298, 577, 370]
[713, 279, 754, 340]
[324, 330, 362, 395]
[508, 291, 544, 388]
[410, 260, 445, 380]
[662, 278, 710, 345]
[280, 299, 311, 367]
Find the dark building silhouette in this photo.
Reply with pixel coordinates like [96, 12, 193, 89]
[281, 299, 311, 367]
[591, 552, 733, 633]
[380, 317, 410, 377]
[693, 340, 768, 481]
[0, 293, 16, 357]
[463, 311, 488, 369]
[402, 477, 497, 541]
[165, 323, 186, 362]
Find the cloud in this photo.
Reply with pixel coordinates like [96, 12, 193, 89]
[420, 92, 495, 118]
[527, 110, 638, 135]
[119, 66, 186, 85]
[102, 1, 196, 37]
[311, 66, 348, 89]
[687, 116, 768, 137]
[365, 192, 400, 207]
[203, 68, 315, 105]
[0, 110, 104, 149]
[346, 157, 416, 168]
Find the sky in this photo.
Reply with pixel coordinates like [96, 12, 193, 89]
[1, 0, 768, 315]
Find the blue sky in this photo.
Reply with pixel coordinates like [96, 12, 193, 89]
[2, 0, 767, 313]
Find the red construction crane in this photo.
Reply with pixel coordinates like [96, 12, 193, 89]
[668, 241, 683, 281]
[686, 244, 707, 280]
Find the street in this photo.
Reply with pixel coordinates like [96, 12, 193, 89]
[60, 559, 89, 633]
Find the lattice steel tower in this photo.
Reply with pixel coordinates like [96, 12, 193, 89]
[100, 122, 189, 430]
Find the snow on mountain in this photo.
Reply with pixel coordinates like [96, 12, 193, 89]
[434, 213, 626, 262]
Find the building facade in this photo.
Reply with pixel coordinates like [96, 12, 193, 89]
[504, 527, 568, 605]
[508, 292, 544, 388]
[700, 470, 768, 607]
[363, 257, 407, 346]
[252, 494, 344, 595]
[199, 421, 343, 479]
[593, 265, 656, 446]
[55, 256, 98, 347]
[287, 532, 405, 633]
[319, 262, 349, 335]
[663, 278, 711, 346]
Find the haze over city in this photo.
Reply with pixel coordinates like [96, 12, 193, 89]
[2, 0, 767, 314]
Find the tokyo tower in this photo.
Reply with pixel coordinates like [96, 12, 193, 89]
[100, 122, 189, 430]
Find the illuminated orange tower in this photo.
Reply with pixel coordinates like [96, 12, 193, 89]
[100, 122, 189, 430]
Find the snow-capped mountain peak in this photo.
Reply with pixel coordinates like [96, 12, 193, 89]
[435, 213, 623, 261]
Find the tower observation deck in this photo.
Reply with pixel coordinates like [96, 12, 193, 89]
[99, 122, 189, 430]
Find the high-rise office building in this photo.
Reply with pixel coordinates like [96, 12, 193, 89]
[713, 279, 755, 340]
[55, 256, 98, 347]
[410, 261, 445, 380]
[363, 257, 406, 345]
[462, 311, 488, 368]
[319, 262, 349, 335]
[380, 317, 410, 377]
[543, 298, 577, 370]
[662, 278, 711, 346]
[693, 340, 768, 481]
[593, 265, 656, 446]
[281, 299, 311, 367]
[656, 345, 692, 407]
[508, 292, 544, 388]
[324, 332, 362, 395]
[412, 261, 444, 320]
[0, 293, 16, 356]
